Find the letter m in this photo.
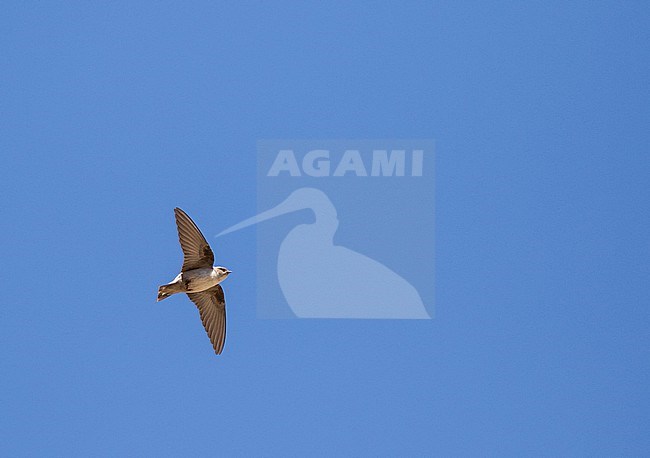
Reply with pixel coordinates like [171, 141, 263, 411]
[371, 150, 405, 176]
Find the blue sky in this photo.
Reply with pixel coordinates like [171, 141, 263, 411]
[1, 1, 649, 456]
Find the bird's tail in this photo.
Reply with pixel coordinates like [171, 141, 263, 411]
[157, 283, 179, 302]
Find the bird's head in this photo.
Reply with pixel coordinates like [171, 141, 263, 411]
[214, 266, 232, 281]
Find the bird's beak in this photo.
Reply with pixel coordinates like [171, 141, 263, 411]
[216, 194, 305, 237]
[226, 270, 232, 274]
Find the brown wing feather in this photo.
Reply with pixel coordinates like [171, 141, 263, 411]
[186, 285, 226, 355]
[174, 208, 215, 272]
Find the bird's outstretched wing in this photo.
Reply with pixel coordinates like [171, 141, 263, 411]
[186, 284, 226, 355]
[174, 207, 215, 271]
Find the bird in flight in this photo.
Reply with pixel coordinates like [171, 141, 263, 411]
[157, 208, 232, 355]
